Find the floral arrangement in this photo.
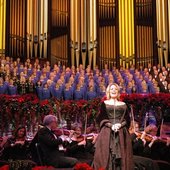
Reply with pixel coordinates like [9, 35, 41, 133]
[32, 166, 56, 170]
[0, 93, 170, 135]
[74, 163, 94, 170]
[74, 163, 105, 170]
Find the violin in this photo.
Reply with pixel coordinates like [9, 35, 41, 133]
[135, 131, 167, 143]
[52, 128, 73, 137]
[73, 133, 98, 143]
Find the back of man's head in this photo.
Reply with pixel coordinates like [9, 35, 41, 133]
[43, 115, 58, 126]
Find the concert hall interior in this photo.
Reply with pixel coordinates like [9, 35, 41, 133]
[0, 0, 170, 170]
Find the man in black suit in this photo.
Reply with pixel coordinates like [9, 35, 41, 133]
[37, 115, 78, 168]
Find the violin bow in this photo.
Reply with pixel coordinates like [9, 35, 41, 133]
[130, 104, 135, 132]
[83, 113, 88, 140]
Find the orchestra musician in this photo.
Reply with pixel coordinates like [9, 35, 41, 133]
[35, 115, 78, 168]
[129, 121, 170, 163]
[66, 126, 98, 165]
[1, 126, 31, 161]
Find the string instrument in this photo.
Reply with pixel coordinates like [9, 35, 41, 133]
[135, 131, 167, 144]
[52, 128, 72, 137]
[74, 133, 98, 142]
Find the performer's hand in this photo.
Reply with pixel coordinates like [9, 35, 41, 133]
[166, 137, 170, 146]
[78, 139, 86, 146]
[148, 136, 158, 148]
[111, 123, 121, 132]
[15, 141, 25, 145]
[92, 134, 98, 144]
[60, 135, 67, 142]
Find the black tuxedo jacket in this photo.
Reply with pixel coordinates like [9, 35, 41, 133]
[37, 127, 63, 162]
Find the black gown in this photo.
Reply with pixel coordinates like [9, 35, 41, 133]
[93, 101, 134, 170]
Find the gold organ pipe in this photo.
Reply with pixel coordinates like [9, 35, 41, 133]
[66, 0, 67, 26]
[93, 0, 97, 40]
[61, 0, 63, 26]
[151, 27, 153, 63]
[139, 26, 141, 65]
[75, 0, 78, 42]
[111, 26, 113, 58]
[143, 26, 145, 63]
[164, 0, 168, 66]
[108, 26, 112, 62]
[147, 27, 149, 59]
[136, 26, 138, 65]
[29, 0, 33, 58]
[0, 0, 1, 51]
[168, 0, 170, 50]
[20, 0, 22, 56]
[93, 0, 97, 69]
[128, 0, 132, 57]
[82, 0, 86, 42]
[104, 5, 106, 60]
[156, 0, 162, 65]
[88, 0, 92, 67]
[14, 0, 16, 56]
[149, 27, 151, 59]
[0, 0, 6, 54]
[75, 0, 80, 67]
[131, 0, 134, 55]
[119, 0, 122, 56]
[17, 0, 19, 56]
[44, 0, 48, 58]
[122, 0, 125, 58]
[156, 0, 169, 66]
[119, 0, 134, 67]
[39, 0, 44, 59]
[23, 0, 25, 56]
[105, 27, 107, 61]
[162, 0, 166, 42]
[103, 27, 105, 61]
[27, 0, 30, 57]
[70, 0, 74, 66]
[34, 0, 38, 58]
[105, 27, 107, 60]
[58, 0, 60, 26]
[34, 0, 38, 35]
[9, 0, 12, 55]
[89, 0, 93, 41]
[125, 0, 128, 59]
[146, 26, 147, 64]
[144, 21, 145, 63]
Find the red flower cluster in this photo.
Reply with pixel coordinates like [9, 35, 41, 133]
[74, 163, 93, 170]
[32, 166, 55, 170]
[0, 93, 170, 135]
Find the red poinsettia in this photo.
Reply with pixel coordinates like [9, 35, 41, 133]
[74, 163, 93, 170]
[32, 166, 55, 170]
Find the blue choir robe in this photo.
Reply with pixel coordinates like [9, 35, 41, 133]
[42, 87, 51, 100]
[63, 88, 73, 100]
[147, 81, 155, 94]
[126, 87, 132, 94]
[52, 87, 63, 100]
[73, 90, 84, 100]
[86, 91, 97, 100]
[0, 84, 8, 94]
[7, 85, 17, 95]
[27, 69, 33, 76]
[36, 86, 43, 100]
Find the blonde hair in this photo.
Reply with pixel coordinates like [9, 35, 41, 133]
[106, 83, 120, 99]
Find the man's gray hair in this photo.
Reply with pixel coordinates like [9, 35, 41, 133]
[43, 115, 58, 126]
